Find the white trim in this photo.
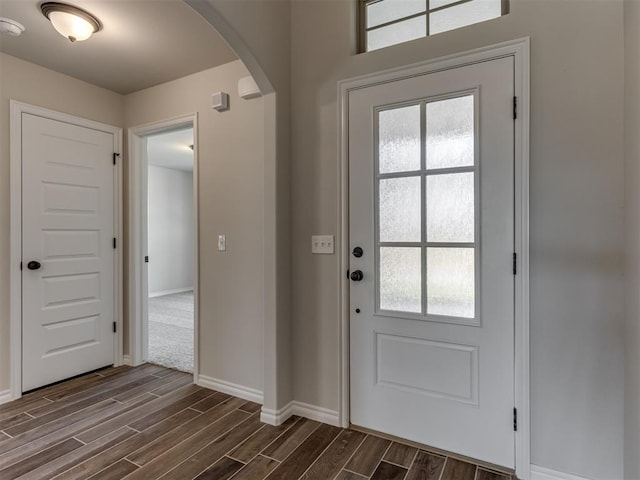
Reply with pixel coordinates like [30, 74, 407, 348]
[337, 38, 530, 479]
[128, 114, 199, 380]
[530, 465, 594, 480]
[260, 402, 295, 426]
[114, 127, 124, 371]
[128, 129, 148, 366]
[0, 390, 13, 405]
[9, 101, 122, 401]
[122, 355, 132, 366]
[260, 401, 340, 427]
[513, 37, 531, 480]
[149, 287, 194, 298]
[197, 374, 263, 404]
[291, 401, 340, 427]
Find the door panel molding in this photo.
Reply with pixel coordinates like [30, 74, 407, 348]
[337, 38, 530, 479]
[375, 332, 479, 404]
[9, 100, 123, 401]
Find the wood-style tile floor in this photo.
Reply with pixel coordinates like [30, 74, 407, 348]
[0, 364, 516, 480]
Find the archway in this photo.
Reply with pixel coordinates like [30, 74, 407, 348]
[184, 0, 292, 421]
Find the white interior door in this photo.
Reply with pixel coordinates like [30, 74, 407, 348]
[22, 113, 116, 392]
[349, 57, 515, 467]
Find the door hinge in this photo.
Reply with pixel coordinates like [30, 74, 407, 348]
[113, 238, 117, 249]
[513, 407, 518, 432]
[113, 322, 117, 333]
[113, 152, 120, 165]
[512, 252, 517, 275]
[513, 96, 518, 120]
[144, 256, 149, 263]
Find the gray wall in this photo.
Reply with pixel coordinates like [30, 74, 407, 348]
[624, 0, 640, 479]
[125, 60, 266, 393]
[190, 0, 293, 410]
[147, 166, 194, 296]
[0, 53, 267, 399]
[289, 1, 624, 479]
[0, 53, 125, 394]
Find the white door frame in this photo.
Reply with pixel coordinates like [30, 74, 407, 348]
[337, 38, 530, 479]
[9, 100, 123, 401]
[127, 114, 199, 382]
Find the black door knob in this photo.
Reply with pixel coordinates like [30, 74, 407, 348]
[27, 261, 41, 270]
[350, 270, 364, 281]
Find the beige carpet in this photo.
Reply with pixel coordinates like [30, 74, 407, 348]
[148, 291, 194, 372]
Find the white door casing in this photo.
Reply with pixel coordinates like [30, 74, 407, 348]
[10, 101, 123, 398]
[127, 114, 199, 381]
[349, 56, 516, 467]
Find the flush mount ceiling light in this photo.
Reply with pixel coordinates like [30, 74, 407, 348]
[40, 2, 102, 42]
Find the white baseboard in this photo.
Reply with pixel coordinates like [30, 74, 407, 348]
[193, 376, 339, 428]
[149, 287, 193, 298]
[260, 400, 340, 427]
[261, 402, 295, 426]
[0, 389, 14, 405]
[531, 465, 594, 480]
[122, 355, 132, 366]
[292, 401, 341, 426]
[196, 374, 263, 404]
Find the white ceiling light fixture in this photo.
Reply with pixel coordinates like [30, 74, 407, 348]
[0, 17, 25, 36]
[41, 2, 102, 43]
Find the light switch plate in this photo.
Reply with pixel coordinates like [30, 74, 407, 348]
[312, 235, 334, 254]
[218, 234, 226, 252]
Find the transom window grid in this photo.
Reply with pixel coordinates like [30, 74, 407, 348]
[359, 0, 509, 52]
[374, 91, 480, 325]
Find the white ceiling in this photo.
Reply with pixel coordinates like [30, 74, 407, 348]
[0, 0, 237, 94]
[147, 127, 194, 172]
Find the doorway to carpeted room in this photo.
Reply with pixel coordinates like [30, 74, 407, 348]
[146, 127, 195, 373]
[148, 290, 194, 372]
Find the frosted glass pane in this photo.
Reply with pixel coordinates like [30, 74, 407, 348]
[426, 96, 474, 169]
[367, 0, 426, 28]
[380, 177, 421, 242]
[430, 0, 502, 35]
[429, 0, 460, 10]
[367, 15, 426, 52]
[427, 173, 474, 242]
[378, 105, 421, 173]
[380, 247, 422, 313]
[427, 248, 475, 318]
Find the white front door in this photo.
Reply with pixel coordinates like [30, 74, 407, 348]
[22, 113, 116, 392]
[349, 57, 515, 467]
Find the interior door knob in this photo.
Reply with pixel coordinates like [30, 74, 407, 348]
[27, 261, 41, 270]
[350, 270, 364, 281]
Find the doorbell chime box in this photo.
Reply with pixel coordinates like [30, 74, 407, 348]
[212, 92, 229, 111]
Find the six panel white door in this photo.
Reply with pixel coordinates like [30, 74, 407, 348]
[22, 113, 116, 391]
[349, 57, 516, 467]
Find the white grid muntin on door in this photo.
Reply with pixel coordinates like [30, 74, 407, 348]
[373, 89, 481, 326]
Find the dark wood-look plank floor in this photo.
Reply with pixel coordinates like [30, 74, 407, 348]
[0, 365, 517, 480]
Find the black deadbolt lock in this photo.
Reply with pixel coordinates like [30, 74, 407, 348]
[352, 246, 363, 258]
[27, 261, 41, 271]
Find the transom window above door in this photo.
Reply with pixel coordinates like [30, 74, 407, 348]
[359, 0, 509, 52]
[375, 93, 479, 323]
